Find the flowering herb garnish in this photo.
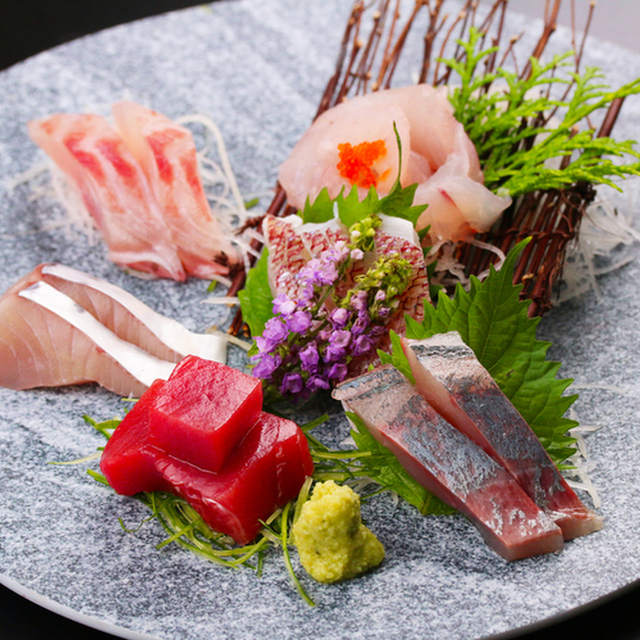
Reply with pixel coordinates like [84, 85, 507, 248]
[249, 213, 413, 401]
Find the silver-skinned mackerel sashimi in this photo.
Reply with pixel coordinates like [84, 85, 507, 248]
[333, 365, 564, 561]
[401, 332, 603, 540]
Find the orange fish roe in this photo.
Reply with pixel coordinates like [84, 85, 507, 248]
[336, 140, 389, 189]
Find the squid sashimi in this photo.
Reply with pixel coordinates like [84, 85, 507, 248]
[333, 365, 564, 561]
[277, 85, 511, 242]
[0, 280, 174, 397]
[8, 263, 226, 363]
[402, 332, 603, 540]
[28, 113, 185, 281]
[112, 101, 240, 278]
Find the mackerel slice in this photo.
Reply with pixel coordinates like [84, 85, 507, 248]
[333, 365, 564, 561]
[401, 332, 603, 540]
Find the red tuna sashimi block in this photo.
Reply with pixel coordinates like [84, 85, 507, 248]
[402, 333, 603, 540]
[333, 366, 564, 561]
[147, 355, 263, 472]
[100, 379, 172, 495]
[154, 411, 314, 545]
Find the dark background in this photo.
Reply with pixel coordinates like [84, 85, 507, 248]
[1, 1, 640, 639]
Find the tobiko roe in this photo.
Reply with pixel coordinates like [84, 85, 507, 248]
[100, 356, 314, 545]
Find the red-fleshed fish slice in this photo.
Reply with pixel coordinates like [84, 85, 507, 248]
[28, 113, 185, 281]
[0, 280, 174, 397]
[8, 263, 226, 363]
[101, 377, 314, 546]
[401, 332, 603, 540]
[333, 365, 564, 561]
[154, 411, 314, 545]
[112, 101, 240, 278]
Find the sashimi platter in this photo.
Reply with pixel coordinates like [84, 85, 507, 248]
[2, 0, 640, 638]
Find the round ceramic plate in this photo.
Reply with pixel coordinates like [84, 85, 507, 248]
[1, 1, 640, 638]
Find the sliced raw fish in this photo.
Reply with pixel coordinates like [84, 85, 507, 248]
[101, 378, 314, 546]
[154, 411, 314, 545]
[112, 101, 239, 278]
[333, 365, 564, 561]
[5, 263, 226, 364]
[0, 281, 174, 397]
[99, 379, 171, 495]
[263, 213, 429, 334]
[28, 113, 185, 281]
[147, 355, 263, 473]
[277, 85, 511, 242]
[402, 332, 603, 540]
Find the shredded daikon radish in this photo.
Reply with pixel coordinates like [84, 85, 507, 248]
[558, 189, 640, 304]
[201, 296, 240, 306]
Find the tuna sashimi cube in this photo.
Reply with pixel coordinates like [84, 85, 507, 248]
[154, 411, 314, 545]
[99, 379, 171, 495]
[402, 333, 603, 540]
[147, 356, 263, 472]
[333, 366, 564, 561]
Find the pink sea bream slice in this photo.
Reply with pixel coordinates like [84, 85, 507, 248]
[401, 332, 603, 540]
[146, 355, 263, 472]
[333, 365, 564, 561]
[112, 101, 240, 279]
[28, 112, 185, 281]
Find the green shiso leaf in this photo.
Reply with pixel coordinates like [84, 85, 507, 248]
[443, 27, 640, 196]
[238, 248, 274, 339]
[404, 238, 578, 465]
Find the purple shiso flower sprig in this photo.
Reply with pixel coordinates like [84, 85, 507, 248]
[250, 215, 413, 401]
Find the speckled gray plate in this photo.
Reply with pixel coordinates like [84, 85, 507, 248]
[1, 1, 640, 639]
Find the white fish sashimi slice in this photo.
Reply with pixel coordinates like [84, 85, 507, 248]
[28, 113, 185, 281]
[277, 84, 512, 243]
[35, 263, 226, 363]
[413, 128, 511, 242]
[112, 101, 240, 279]
[0, 282, 175, 397]
[278, 100, 410, 210]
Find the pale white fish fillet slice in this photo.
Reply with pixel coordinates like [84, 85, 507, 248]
[35, 263, 226, 363]
[0, 282, 175, 397]
[413, 127, 511, 242]
[112, 101, 240, 279]
[28, 113, 185, 281]
[277, 84, 511, 243]
[278, 100, 410, 210]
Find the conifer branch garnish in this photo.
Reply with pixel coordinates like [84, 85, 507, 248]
[443, 27, 640, 197]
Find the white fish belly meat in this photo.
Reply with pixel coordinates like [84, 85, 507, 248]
[112, 101, 240, 279]
[333, 365, 564, 561]
[28, 113, 185, 281]
[402, 332, 603, 540]
[0, 281, 174, 397]
[5, 263, 225, 364]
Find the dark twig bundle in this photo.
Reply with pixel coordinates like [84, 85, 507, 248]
[313, 0, 629, 317]
[230, 0, 634, 336]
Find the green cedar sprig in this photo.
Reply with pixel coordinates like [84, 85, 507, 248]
[443, 27, 640, 196]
